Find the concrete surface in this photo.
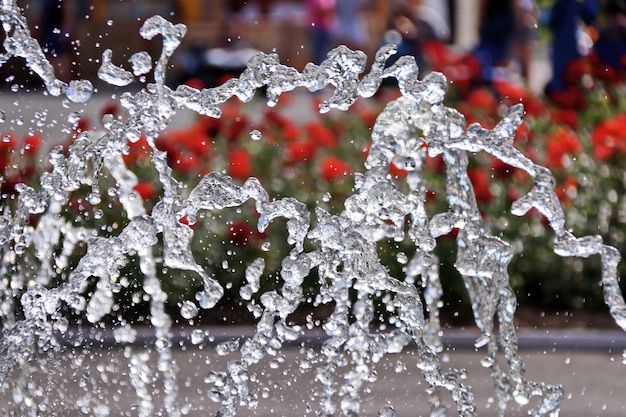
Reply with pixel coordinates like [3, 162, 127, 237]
[1, 335, 624, 417]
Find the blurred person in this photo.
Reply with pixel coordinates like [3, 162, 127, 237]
[36, 0, 76, 81]
[307, 0, 337, 64]
[416, 0, 451, 42]
[471, 0, 516, 83]
[592, 0, 626, 72]
[512, 0, 539, 82]
[545, 0, 599, 95]
[381, 0, 434, 73]
[332, 0, 370, 52]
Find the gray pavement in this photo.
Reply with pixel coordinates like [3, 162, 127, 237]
[1, 333, 624, 417]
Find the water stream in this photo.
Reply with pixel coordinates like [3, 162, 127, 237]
[0, 2, 625, 416]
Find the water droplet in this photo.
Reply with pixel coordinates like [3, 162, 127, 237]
[180, 300, 198, 319]
[126, 128, 141, 143]
[87, 192, 101, 205]
[480, 356, 495, 368]
[216, 340, 239, 356]
[513, 390, 530, 405]
[113, 325, 137, 343]
[129, 51, 153, 76]
[249, 129, 262, 141]
[67, 111, 82, 124]
[396, 252, 408, 264]
[190, 329, 205, 345]
[474, 334, 490, 349]
[66, 79, 93, 103]
[378, 405, 397, 417]
[98, 49, 135, 86]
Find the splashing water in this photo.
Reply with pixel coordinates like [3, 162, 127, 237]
[0, 2, 625, 416]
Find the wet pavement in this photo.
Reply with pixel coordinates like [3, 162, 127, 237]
[1, 327, 625, 417]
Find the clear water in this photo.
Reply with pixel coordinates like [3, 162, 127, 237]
[0, 2, 625, 416]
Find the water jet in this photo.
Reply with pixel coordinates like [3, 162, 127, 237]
[0, 2, 625, 416]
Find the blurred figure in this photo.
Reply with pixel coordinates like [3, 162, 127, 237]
[471, 0, 516, 83]
[416, 0, 451, 42]
[593, 0, 626, 72]
[306, 0, 336, 64]
[545, 0, 599, 95]
[512, 0, 539, 82]
[36, 0, 76, 81]
[382, 0, 434, 72]
[332, 0, 370, 52]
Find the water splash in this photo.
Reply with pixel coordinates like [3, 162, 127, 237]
[0, 3, 624, 416]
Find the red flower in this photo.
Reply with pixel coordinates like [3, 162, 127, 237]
[320, 156, 351, 181]
[0, 131, 17, 153]
[389, 159, 408, 178]
[173, 152, 199, 174]
[286, 140, 317, 162]
[228, 149, 251, 179]
[466, 88, 498, 113]
[264, 109, 289, 128]
[282, 122, 302, 142]
[514, 121, 533, 145]
[548, 87, 587, 110]
[491, 157, 517, 179]
[591, 113, 626, 160]
[354, 103, 378, 128]
[422, 40, 453, 71]
[197, 115, 223, 137]
[1, 175, 20, 195]
[306, 121, 337, 148]
[217, 73, 237, 85]
[425, 154, 445, 173]
[134, 181, 157, 201]
[227, 221, 255, 246]
[589, 53, 623, 84]
[545, 127, 581, 168]
[506, 187, 521, 202]
[100, 100, 119, 119]
[0, 131, 17, 171]
[467, 167, 493, 203]
[76, 117, 90, 134]
[564, 59, 590, 86]
[22, 132, 42, 156]
[492, 80, 546, 116]
[177, 126, 212, 156]
[550, 108, 579, 130]
[555, 175, 577, 205]
[184, 78, 204, 90]
[221, 105, 249, 141]
[179, 215, 198, 229]
[124, 134, 151, 165]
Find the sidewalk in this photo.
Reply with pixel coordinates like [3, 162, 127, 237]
[3, 331, 624, 417]
[61, 325, 626, 351]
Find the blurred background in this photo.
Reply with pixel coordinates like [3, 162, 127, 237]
[3, 0, 545, 89]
